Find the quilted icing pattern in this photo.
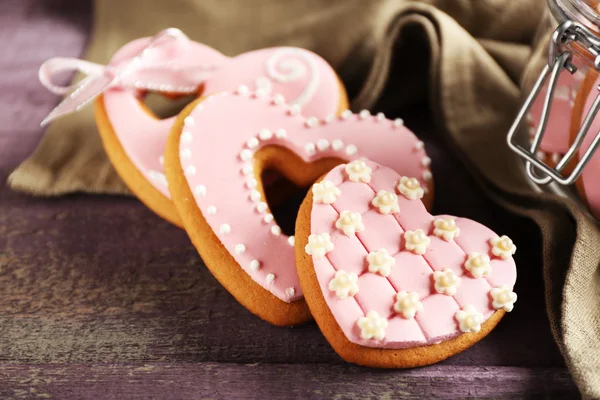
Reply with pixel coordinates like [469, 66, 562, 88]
[309, 161, 517, 349]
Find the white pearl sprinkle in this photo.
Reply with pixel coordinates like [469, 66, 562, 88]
[332, 140, 344, 151]
[393, 118, 404, 128]
[376, 112, 385, 121]
[271, 226, 282, 236]
[317, 139, 330, 151]
[305, 143, 316, 155]
[423, 171, 433, 181]
[286, 287, 296, 297]
[275, 128, 287, 138]
[259, 129, 273, 140]
[247, 138, 260, 149]
[289, 104, 301, 115]
[272, 94, 285, 105]
[325, 114, 335, 124]
[264, 214, 274, 223]
[185, 165, 196, 176]
[359, 110, 370, 120]
[184, 116, 195, 126]
[241, 165, 253, 176]
[181, 131, 193, 143]
[256, 202, 268, 213]
[305, 117, 319, 128]
[180, 148, 192, 159]
[255, 88, 268, 98]
[288, 236, 295, 246]
[240, 149, 253, 161]
[194, 185, 207, 196]
[415, 141, 425, 151]
[266, 273, 275, 285]
[246, 178, 258, 189]
[250, 190, 262, 202]
[346, 145, 358, 155]
[552, 153, 561, 164]
[236, 85, 250, 95]
[220, 224, 231, 235]
[422, 157, 432, 167]
[235, 244, 246, 254]
[250, 260, 261, 271]
[159, 156, 165, 165]
[207, 206, 217, 215]
[341, 110, 352, 120]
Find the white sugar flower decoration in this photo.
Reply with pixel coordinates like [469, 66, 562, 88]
[404, 229, 430, 255]
[312, 180, 341, 204]
[328, 270, 359, 299]
[305, 233, 334, 259]
[490, 235, 517, 260]
[345, 160, 372, 183]
[433, 268, 462, 295]
[396, 176, 424, 200]
[335, 210, 365, 237]
[357, 311, 388, 340]
[464, 252, 491, 278]
[455, 304, 484, 333]
[366, 248, 396, 277]
[393, 291, 423, 319]
[490, 285, 517, 312]
[433, 217, 460, 241]
[371, 190, 400, 215]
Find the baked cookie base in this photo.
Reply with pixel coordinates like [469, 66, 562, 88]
[295, 178, 504, 368]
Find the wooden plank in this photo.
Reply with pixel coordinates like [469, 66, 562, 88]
[0, 363, 578, 399]
[0, 184, 565, 367]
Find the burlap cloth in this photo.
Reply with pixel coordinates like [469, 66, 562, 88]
[8, 0, 600, 396]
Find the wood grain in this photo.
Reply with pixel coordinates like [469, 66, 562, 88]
[0, 364, 578, 399]
[0, 0, 578, 397]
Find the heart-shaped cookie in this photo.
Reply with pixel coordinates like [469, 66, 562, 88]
[96, 37, 348, 226]
[164, 90, 433, 326]
[295, 161, 517, 367]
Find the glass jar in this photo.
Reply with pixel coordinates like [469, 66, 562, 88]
[508, 0, 600, 219]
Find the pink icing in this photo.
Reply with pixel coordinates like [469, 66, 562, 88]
[310, 161, 517, 348]
[528, 71, 582, 155]
[178, 91, 432, 302]
[102, 40, 343, 200]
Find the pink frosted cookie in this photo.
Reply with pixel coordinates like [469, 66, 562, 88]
[163, 90, 433, 326]
[296, 161, 517, 367]
[96, 38, 349, 226]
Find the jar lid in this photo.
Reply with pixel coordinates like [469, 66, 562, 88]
[551, 0, 600, 33]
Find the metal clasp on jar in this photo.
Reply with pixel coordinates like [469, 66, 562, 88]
[507, 19, 600, 185]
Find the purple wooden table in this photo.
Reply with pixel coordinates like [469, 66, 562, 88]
[0, 0, 579, 398]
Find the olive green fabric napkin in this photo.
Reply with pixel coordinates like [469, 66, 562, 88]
[9, 0, 600, 396]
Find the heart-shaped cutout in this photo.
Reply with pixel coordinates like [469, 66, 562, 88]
[296, 161, 517, 367]
[164, 90, 433, 326]
[96, 36, 348, 226]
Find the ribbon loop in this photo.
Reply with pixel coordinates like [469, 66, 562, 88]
[40, 28, 215, 127]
